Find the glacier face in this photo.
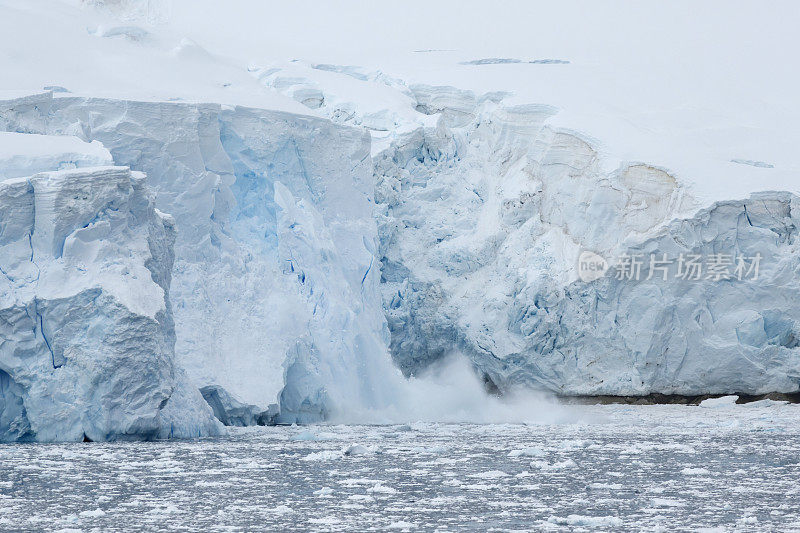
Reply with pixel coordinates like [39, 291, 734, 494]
[274, 182, 401, 423]
[374, 94, 799, 396]
[374, 98, 692, 378]
[250, 61, 797, 398]
[0, 91, 390, 418]
[0, 163, 221, 442]
[0, 82, 796, 434]
[518, 193, 800, 395]
[229, 57, 800, 397]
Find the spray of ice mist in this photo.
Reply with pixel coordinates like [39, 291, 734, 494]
[326, 352, 573, 425]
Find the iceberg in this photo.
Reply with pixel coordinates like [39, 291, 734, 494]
[200, 385, 274, 427]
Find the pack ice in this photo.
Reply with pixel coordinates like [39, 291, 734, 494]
[0, 133, 222, 441]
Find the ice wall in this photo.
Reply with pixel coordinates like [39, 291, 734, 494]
[0, 163, 221, 441]
[374, 92, 799, 396]
[254, 59, 800, 398]
[0, 92, 387, 417]
[521, 193, 800, 395]
[275, 182, 401, 422]
[375, 97, 690, 378]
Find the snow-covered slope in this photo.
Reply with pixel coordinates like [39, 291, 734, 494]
[164, 0, 800, 205]
[7, 0, 797, 205]
[0, 156, 221, 441]
[0, 0, 307, 111]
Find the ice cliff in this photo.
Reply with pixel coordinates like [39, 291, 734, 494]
[0, 91, 395, 422]
[274, 182, 401, 423]
[250, 60, 800, 398]
[1, 78, 797, 435]
[521, 192, 800, 395]
[372, 91, 799, 397]
[0, 0, 797, 438]
[0, 151, 221, 441]
[374, 96, 682, 377]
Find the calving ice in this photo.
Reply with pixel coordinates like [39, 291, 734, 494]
[0, 1, 799, 530]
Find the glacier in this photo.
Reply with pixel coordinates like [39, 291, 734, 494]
[0, 91, 397, 423]
[250, 56, 800, 400]
[0, 0, 798, 438]
[520, 192, 800, 395]
[0, 155, 222, 441]
[373, 95, 800, 396]
[2, 86, 797, 437]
